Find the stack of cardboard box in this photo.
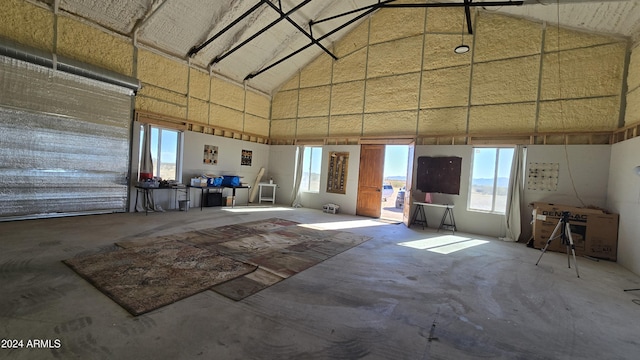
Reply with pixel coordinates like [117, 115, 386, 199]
[531, 202, 619, 261]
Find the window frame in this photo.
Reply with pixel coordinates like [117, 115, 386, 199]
[300, 146, 322, 193]
[467, 146, 515, 214]
[139, 124, 183, 182]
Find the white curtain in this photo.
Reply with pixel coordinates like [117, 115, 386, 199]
[140, 123, 154, 181]
[503, 145, 525, 242]
[291, 146, 304, 208]
[136, 124, 161, 212]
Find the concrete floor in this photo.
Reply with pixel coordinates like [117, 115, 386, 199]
[1, 206, 639, 359]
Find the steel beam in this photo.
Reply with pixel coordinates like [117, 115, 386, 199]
[210, 0, 313, 66]
[246, 2, 383, 80]
[311, 0, 397, 26]
[263, 1, 337, 60]
[188, 0, 266, 57]
[380, 1, 523, 8]
[464, 0, 473, 34]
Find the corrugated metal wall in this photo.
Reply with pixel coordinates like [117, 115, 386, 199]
[0, 55, 133, 220]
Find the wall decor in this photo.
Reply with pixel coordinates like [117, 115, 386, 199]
[527, 162, 559, 191]
[203, 145, 218, 165]
[327, 152, 349, 194]
[241, 149, 252, 166]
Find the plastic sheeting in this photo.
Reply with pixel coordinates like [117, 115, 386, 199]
[0, 56, 132, 219]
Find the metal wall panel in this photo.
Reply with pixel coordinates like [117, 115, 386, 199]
[0, 56, 132, 219]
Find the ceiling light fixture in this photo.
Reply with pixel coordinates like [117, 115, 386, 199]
[454, 11, 469, 54]
[454, 44, 470, 54]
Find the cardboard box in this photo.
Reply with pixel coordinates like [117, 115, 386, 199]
[532, 203, 618, 261]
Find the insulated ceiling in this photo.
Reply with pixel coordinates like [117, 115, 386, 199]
[44, 0, 640, 94]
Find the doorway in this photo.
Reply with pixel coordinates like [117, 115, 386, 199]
[381, 145, 410, 221]
[356, 144, 411, 221]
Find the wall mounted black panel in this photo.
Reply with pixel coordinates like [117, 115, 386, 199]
[416, 156, 462, 194]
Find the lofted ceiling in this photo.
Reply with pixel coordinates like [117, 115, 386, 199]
[36, 0, 640, 95]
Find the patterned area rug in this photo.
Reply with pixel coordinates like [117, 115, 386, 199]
[190, 218, 371, 300]
[64, 218, 371, 314]
[64, 241, 256, 315]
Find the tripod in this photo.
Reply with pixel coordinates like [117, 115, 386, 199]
[535, 211, 580, 278]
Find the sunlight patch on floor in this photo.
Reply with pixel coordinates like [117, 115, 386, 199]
[300, 219, 389, 230]
[223, 207, 294, 213]
[398, 235, 489, 254]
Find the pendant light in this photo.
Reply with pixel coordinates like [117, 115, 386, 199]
[454, 12, 469, 54]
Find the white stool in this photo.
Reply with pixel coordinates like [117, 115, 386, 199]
[258, 183, 277, 204]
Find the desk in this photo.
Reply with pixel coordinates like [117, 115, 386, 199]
[258, 183, 277, 204]
[411, 202, 457, 233]
[134, 186, 187, 215]
[188, 185, 251, 210]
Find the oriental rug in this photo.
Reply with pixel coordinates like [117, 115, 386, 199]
[64, 240, 256, 315]
[65, 218, 371, 313]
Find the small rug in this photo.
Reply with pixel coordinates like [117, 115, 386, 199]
[199, 218, 371, 300]
[211, 268, 284, 301]
[64, 240, 256, 315]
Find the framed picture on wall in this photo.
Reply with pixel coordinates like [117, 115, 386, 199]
[327, 152, 349, 194]
[241, 149, 252, 166]
[204, 145, 218, 165]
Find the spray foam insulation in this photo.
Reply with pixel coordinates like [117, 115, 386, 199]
[418, 108, 467, 135]
[300, 55, 333, 88]
[333, 17, 369, 58]
[245, 91, 270, 119]
[298, 86, 331, 118]
[188, 68, 210, 101]
[0, 0, 53, 52]
[329, 114, 364, 137]
[332, 48, 367, 84]
[138, 85, 186, 106]
[244, 114, 269, 137]
[540, 43, 626, 100]
[270, 7, 629, 139]
[211, 77, 245, 111]
[474, 12, 543, 63]
[135, 97, 185, 120]
[331, 81, 365, 116]
[57, 17, 132, 76]
[279, 73, 299, 91]
[137, 49, 188, 94]
[545, 27, 623, 52]
[471, 56, 540, 105]
[369, 8, 424, 45]
[297, 117, 329, 137]
[270, 119, 296, 138]
[187, 98, 208, 124]
[421, 66, 471, 109]
[210, 104, 243, 131]
[538, 97, 620, 131]
[271, 90, 298, 120]
[469, 103, 537, 134]
[624, 89, 640, 126]
[426, 8, 473, 33]
[363, 111, 417, 136]
[627, 47, 640, 92]
[364, 73, 420, 113]
[367, 36, 423, 78]
[423, 34, 472, 71]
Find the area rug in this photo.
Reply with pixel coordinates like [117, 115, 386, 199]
[65, 218, 371, 312]
[64, 240, 256, 315]
[191, 218, 371, 300]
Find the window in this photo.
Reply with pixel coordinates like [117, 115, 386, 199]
[139, 125, 182, 181]
[300, 147, 322, 192]
[469, 147, 514, 214]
